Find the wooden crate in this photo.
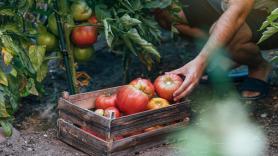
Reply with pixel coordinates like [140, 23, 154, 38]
[57, 86, 190, 156]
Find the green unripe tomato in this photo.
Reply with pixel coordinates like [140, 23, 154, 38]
[71, 1, 92, 21]
[47, 13, 58, 36]
[37, 32, 58, 52]
[73, 46, 95, 63]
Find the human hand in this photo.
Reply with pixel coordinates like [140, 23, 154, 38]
[166, 58, 206, 101]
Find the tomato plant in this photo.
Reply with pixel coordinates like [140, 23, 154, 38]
[0, 0, 53, 136]
[0, 0, 182, 137]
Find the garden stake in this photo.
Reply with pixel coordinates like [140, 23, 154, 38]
[54, 0, 76, 94]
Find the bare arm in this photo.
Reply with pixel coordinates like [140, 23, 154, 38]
[169, 0, 255, 101]
[197, 0, 254, 62]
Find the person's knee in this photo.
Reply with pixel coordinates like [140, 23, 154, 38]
[228, 23, 253, 49]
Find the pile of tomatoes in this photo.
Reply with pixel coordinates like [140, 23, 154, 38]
[81, 74, 183, 140]
[92, 73, 183, 118]
[80, 74, 184, 139]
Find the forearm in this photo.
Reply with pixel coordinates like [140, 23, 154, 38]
[197, 1, 254, 62]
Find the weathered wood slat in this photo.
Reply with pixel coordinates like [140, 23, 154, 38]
[110, 102, 189, 136]
[110, 121, 188, 153]
[59, 111, 110, 137]
[58, 98, 109, 125]
[68, 86, 120, 103]
[57, 119, 188, 156]
[112, 102, 189, 125]
[58, 98, 110, 136]
[57, 119, 108, 156]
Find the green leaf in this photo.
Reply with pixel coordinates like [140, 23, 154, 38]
[139, 17, 161, 42]
[127, 29, 160, 59]
[36, 62, 48, 82]
[120, 14, 142, 28]
[20, 78, 38, 97]
[0, 61, 12, 75]
[259, 8, 278, 31]
[122, 34, 137, 56]
[1, 48, 14, 65]
[1, 23, 21, 35]
[10, 68, 17, 77]
[103, 19, 114, 47]
[0, 68, 8, 86]
[0, 94, 9, 118]
[0, 120, 12, 137]
[271, 55, 278, 63]
[130, 0, 143, 11]
[95, 4, 111, 20]
[258, 26, 278, 44]
[17, 0, 34, 12]
[259, 20, 271, 31]
[0, 34, 35, 75]
[0, 8, 16, 16]
[119, 0, 135, 13]
[6, 76, 19, 112]
[28, 45, 46, 71]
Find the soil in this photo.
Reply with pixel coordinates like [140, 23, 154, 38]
[0, 35, 277, 156]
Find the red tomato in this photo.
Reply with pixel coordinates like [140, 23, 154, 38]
[129, 78, 155, 98]
[88, 16, 98, 25]
[146, 98, 170, 110]
[116, 85, 149, 115]
[81, 127, 105, 140]
[71, 26, 97, 47]
[154, 74, 183, 101]
[95, 94, 117, 109]
[104, 107, 121, 119]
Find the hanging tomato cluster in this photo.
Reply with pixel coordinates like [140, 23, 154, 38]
[69, 1, 98, 63]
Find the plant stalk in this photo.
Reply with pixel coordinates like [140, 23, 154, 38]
[55, 0, 77, 94]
